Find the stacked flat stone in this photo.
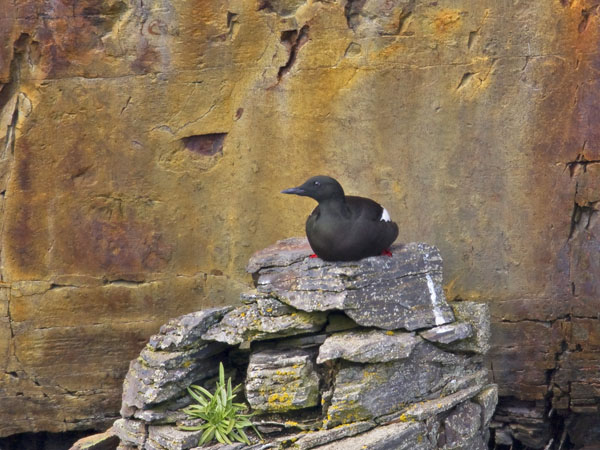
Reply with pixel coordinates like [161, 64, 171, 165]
[114, 238, 497, 450]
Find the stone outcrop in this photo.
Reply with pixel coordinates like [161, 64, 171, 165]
[114, 238, 496, 449]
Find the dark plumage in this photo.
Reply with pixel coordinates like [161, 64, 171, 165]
[281, 175, 399, 261]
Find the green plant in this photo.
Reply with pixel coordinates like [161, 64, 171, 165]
[179, 362, 262, 446]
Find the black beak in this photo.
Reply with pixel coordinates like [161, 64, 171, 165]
[281, 187, 306, 196]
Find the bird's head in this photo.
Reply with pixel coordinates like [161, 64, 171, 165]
[281, 175, 345, 203]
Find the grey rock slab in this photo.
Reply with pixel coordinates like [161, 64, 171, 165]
[442, 401, 482, 449]
[246, 237, 314, 274]
[256, 295, 297, 316]
[389, 382, 487, 423]
[314, 420, 430, 450]
[325, 341, 476, 427]
[246, 348, 320, 413]
[445, 302, 491, 354]
[202, 302, 326, 345]
[286, 421, 375, 449]
[140, 342, 228, 369]
[121, 355, 220, 411]
[420, 322, 473, 345]
[112, 418, 147, 447]
[473, 384, 498, 428]
[133, 406, 188, 425]
[148, 307, 233, 351]
[130, 393, 196, 424]
[147, 425, 205, 450]
[316, 329, 420, 364]
[250, 240, 455, 330]
[440, 369, 489, 397]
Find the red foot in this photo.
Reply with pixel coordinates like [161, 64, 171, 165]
[381, 249, 393, 257]
[309, 254, 318, 258]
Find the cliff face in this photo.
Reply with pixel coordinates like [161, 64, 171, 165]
[0, 0, 599, 446]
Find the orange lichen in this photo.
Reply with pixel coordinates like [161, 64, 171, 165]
[433, 10, 462, 34]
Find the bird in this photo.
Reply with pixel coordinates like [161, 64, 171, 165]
[281, 175, 399, 261]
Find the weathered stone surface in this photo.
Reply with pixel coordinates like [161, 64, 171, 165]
[391, 381, 487, 423]
[246, 349, 320, 413]
[202, 300, 327, 345]
[474, 385, 498, 428]
[2, 278, 225, 437]
[420, 322, 473, 345]
[251, 239, 454, 330]
[70, 428, 120, 450]
[445, 302, 490, 354]
[117, 445, 138, 450]
[315, 421, 429, 450]
[112, 418, 147, 447]
[198, 444, 248, 450]
[148, 308, 233, 351]
[317, 329, 420, 364]
[132, 406, 187, 426]
[246, 238, 313, 274]
[491, 399, 551, 449]
[489, 320, 562, 400]
[146, 425, 204, 450]
[287, 421, 374, 449]
[325, 341, 481, 427]
[441, 402, 482, 449]
[121, 355, 220, 413]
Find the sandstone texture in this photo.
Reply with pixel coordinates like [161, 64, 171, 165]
[1, 0, 599, 447]
[113, 239, 496, 449]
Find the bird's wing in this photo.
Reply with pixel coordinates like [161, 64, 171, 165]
[345, 196, 398, 250]
[345, 196, 386, 222]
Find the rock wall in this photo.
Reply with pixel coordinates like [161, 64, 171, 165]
[113, 239, 497, 449]
[0, 0, 599, 446]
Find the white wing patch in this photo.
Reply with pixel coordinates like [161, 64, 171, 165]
[380, 208, 391, 222]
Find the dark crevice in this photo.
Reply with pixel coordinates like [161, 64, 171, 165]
[257, 0, 273, 12]
[0, 430, 103, 450]
[277, 25, 310, 82]
[396, 10, 413, 35]
[227, 11, 238, 29]
[578, 4, 599, 33]
[568, 202, 598, 240]
[456, 72, 475, 90]
[344, 0, 367, 30]
[387, 0, 416, 36]
[102, 278, 147, 287]
[566, 157, 600, 177]
[119, 96, 132, 115]
[181, 133, 227, 156]
[227, 11, 239, 38]
[467, 30, 478, 49]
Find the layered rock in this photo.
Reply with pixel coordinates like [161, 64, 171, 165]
[114, 238, 496, 449]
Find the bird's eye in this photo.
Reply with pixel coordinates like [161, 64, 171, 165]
[314, 181, 320, 187]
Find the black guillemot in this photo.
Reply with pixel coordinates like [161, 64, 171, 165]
[281, 175, 399, 261]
